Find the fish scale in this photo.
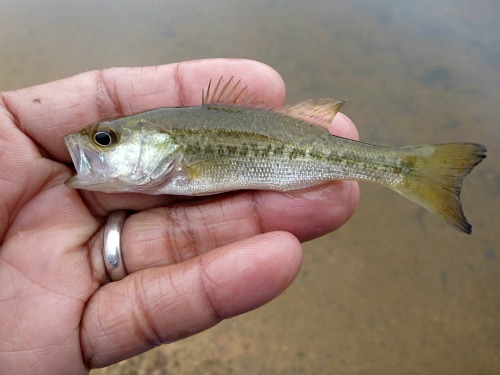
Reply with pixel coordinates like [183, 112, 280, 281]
[64, 78, 486, 233]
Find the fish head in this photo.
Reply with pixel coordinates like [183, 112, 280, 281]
[64, 116, 181, 193]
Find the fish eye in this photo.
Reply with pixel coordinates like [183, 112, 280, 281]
[93, 128, 117, 147]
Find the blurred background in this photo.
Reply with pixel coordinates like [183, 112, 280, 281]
[2, 0, 498, 374]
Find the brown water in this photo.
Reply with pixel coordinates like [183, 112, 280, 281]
[2, 1, 499, 374]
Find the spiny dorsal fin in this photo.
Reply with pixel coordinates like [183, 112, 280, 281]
[202, 76, 255, 106]
[277, 99, 346, 129]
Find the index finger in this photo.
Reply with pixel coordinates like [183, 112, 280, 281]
[2, 58, 286, 161]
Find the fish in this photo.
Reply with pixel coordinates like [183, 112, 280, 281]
[64, 77, 487, 234]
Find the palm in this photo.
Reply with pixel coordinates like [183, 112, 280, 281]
[0, 59, 358, 374]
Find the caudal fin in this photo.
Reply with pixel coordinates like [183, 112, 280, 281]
[392, 143, 486, 234]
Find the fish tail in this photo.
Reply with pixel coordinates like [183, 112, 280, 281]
[392, 143, 486, 234]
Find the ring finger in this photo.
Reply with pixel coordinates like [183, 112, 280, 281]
[89, 180, 358, 281]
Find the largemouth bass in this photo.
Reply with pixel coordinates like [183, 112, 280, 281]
[65, 77, 486, 233]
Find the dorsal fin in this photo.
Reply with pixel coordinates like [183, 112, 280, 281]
[202, 76, 255, 106]
[201, 77, 345, 127]
[277, 99, 346, 129]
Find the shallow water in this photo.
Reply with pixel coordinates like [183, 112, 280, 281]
[2, 0, 499, 373]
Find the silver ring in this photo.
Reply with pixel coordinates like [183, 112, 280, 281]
[103, 211, 128, 281]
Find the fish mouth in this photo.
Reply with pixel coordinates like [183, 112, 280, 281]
[65, 135, 87, 176]
[64, 134, 108, 189]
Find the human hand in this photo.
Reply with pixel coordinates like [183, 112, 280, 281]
[0, 58, 359, 374]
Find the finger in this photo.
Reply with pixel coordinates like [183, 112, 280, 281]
[2, 58, 285, 162]
[86, 183, 357, 280]
[64, 99, 360, 217]
[330, 112, 360, 139]
[82, 231, 302, 368]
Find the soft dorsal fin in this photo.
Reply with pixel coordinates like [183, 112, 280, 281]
[277, 99, 346, 129]
[202, 76, 255, 106]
